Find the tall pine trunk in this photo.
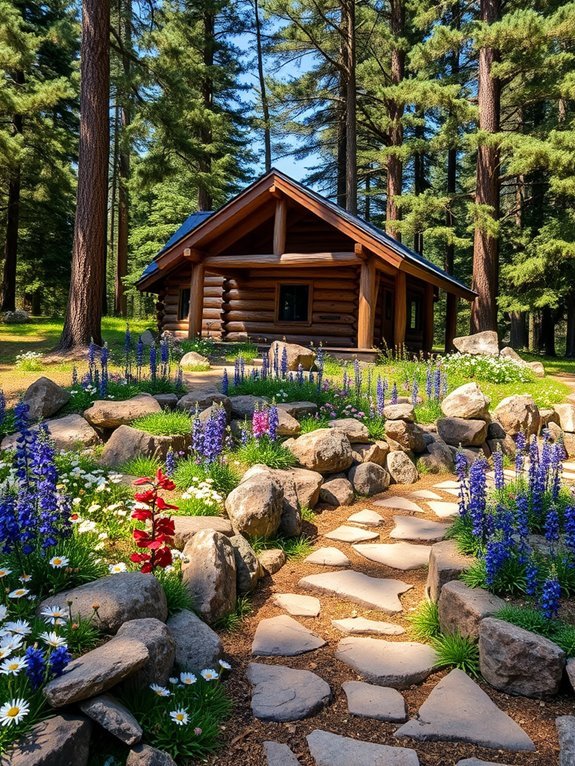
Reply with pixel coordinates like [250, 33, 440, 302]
[254, 0, 271, 172]
[198, 7, 214, 211]
[413, 113, 427, 254]
[342, 0, 357, 214]
[386, 0, 404, 241]
[470, 0, 500, 333]
[58, 0, 110, 349]
[115, 0, 131, 317]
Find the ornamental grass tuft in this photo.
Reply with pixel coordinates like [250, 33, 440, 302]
[132, 410, 192, 436]
[431, 632, 480, 676]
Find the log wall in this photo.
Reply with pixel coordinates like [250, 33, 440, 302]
[161, 265, 224, 339]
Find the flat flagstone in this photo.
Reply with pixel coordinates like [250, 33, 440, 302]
[304, 547, 351, 567]
[352, 542, 431, 571]
[336, 637, 437, 688]
[563, 461, 575, 470]
[441, 488, 461, 497]
[264, 741, 301, 765]
[307, 730, 419, 766]
[409, 489, 442, 500]
[299, 570, 412, 613]
[374, 497, 424, 513]
[433, 480, 460, 489]
[251, 615, 325, 656]
[325, 525, 379, 543]
[342, 681, 408, 722]
[272, 593, 321, 617]
[394, 668, 535, 751]
[332, 617, 405, 636]
[426, 500, 460, 519]
[390, 515, 449, 542]
[347, 509, 384, 526]
[247, 663, 331, 722]
[456, 761, 512, 766]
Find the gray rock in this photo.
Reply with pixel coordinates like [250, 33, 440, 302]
[342, 681, 407, 722]
[456, 761, 512, 766]
[441, 383, 490, 420]
[182, 529, 236, 624]
[493, 395, 540, 437]
[272, 593, 321, 617]
[230, 534, 263, 593]
[37, 572, 167, 633]
[390, 515, 449, 542]
[348, 508, 384, 526]
[307, 730, 420, 766]
[528, 360, 545, 377]
[180, 350, 210, 367]
[395, 668, 535, 751]
[153, 393, 179, 410]
[349, 461, 391, 496]
[436, 417, 488, 447]
[353, 542, 431, 571]
[417, 441, 454, 474]
[1, 414, 101, 453]
[258, 548, 286, 574]
[304, 547, 350, 567]
[325, 525, 379, 543]
[351, 441, 390, 466]
[116, 618, 175, 687]
[251, 615, 325, 656]
[336, 637, 437, 688]
[386, 452, 418, 484]
[100, 424, 191, 466]
[327, 417, 370, 443]
[299, 570, 412, 613]
[84, 393, 161, 429]
[453, 330, 499, 356]
[479, 617, 565, 697]
[332, 617, 404, 636]
[567, 657, 575, 692]
[139, 329, 156, 346]
[242, 464, 317, 534]
[247, 662, 331, 721]
[43, 637, 149, 707]
[22, 377, 70, 420]
[287, 429, 354, 474]
[3, 714, 91, 766]
[166, 609, 222, 672]
[225, 472, 284, 538]
[263, 741, 301, 766]
[557, 716, 575, 766]
[383, 403, 415, 422]
[177, 389, 231, 414]
[173, 515, 233, 550]
[319, 477, 355, 506]
[270, 340, 316, 371]
[276, 408, 301, 436]
[385, 420, 427, 453]
[79, 694, 142, 745]
[554, 403, 575, 433]
[500, 345, 527, 366]
[277, 401, 318, 418]
[426, 540, 473, 602]
[229, 394, 269, 418]
[438, 581, 505, 639]
[277, 467, 323, 508]
[126, 745, 176, 766]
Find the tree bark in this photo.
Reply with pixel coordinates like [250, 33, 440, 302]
[566, 298, 575, 358]
[115, 0, 131, 317]
[342, 0, 357, 214]
[254, 0, 271, 172]
[539, 306, 556, 357]
[510, 311, 527, 349]
[336, 69, 347, 208]
[58, 0, 110, 349]
[470, 0, 500, 333]
[444, 4, 460, 274]
[386, 0, 404, 241]
[198, 7, 215, 211]
[413, 113, 427, 254]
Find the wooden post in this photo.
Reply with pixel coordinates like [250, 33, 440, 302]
[188, 261, 205, 339]
[273, 197, 287, 256]
[393, 270, 407, 349]
[423, 283, 434, 352]
[445, 292, 458, 352]
[357, 256, 376, 349]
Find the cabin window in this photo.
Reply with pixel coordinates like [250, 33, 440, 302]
[277, 283, 311, 323]
[408, 294, 422, 332]
[179, 288, 191, 321]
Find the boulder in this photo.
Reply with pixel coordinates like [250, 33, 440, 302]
[554, 404, 575, 434]
[417, 441, 454, 474]
[436, 417, 488, 447]
[198, 403, 230, 424]
[426, 540, 473, 602]
[84, 393, 161, 429]
[182, 529, 236, 624]
[384, 420, 427, 453]
[230, 534, 264, 593]
[241, 465, 303, 537]
[528, 360, 545, 377]
[177, 389, 231, 414]
[382, 403, 415, 422]
[270, 341, 316, 371]
[229, 395, 269, 419]
[319, 477, 355, 506]
[479, 618, 565, 697]
[4, 714, 92, 766]
[327, 418, 370, 443]
[225, 472, 284, 538]
[276, 408, 301, 437]
[564, 433, 575, 457]
[79, 694, 142, 745]
[22, 377, 70, 420]
[453, 330, 499, 356]
[116, 618, 175, 687]
[153, 393, 179, 410]
[348, 462, 391, 496]
[100, 425, 191, 466]
[540, 407, 560, 428]
[43, 637, 149, 707]
[441, 383, 490, 420]
[438, 581, 505, 639]
[493, 395, 540, 437]
[275, 467, 323, 509]
[173, 515, 233, 550]
[139, 329, 156, 346]
[166, 609, 223, 672]
[277, 401, 318, 418]
[263, 741, 301, 766]
[351, 441, 390, 467]
[287, 429, 353, 474]
[180, 351, 210, 367]
[126, 745, 176, 766]
[37, 573, 167, 633]
[386, 452, 418, 484]
[1, 414, 101, 453]
[258, 548, 286, 574]
[487, 435, 517, 458]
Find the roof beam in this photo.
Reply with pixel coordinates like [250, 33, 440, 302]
[204, 252, 361, 269]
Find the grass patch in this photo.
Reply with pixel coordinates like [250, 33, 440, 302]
[214, 595, 253, 632]
[495, 604, 575, 656]
[132, 410, 192, 436]
[155, 569, 194, 616]
[223, 342, 259, 363]
[300, 506, 316, 522]
[407, 600, 440, 640]
[251, 534, 314, 560]
[173, 458, 240, 496]
[365, 415, 386, 440]
[300, 415, 330, 433]
[415, 399, 444, 424]
[234, 438, 297, 470]
[120, 455, 162, 477]
[431, 632, 480, 676]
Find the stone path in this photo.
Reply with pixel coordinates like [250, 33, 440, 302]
[252, 615, 325, 656]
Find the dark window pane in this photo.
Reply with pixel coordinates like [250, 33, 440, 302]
[179, 288, 191, 321]
[278, 284, 309, 322]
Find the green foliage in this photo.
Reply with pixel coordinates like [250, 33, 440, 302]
[155, 569, 194, 616]
[214, 595, 253, 632]
[132, 410, 192, 436]
[223, 343, 259, 363]
[299, 415, 330, 433]
[431, 633, 480, 676]
[179, 337, 217, 358]
[228, 377, 325, 405]
[251, 534, 313, 560]
[234, 437, 297, 470]
[120, 455, 162, 478]
[14, 352, 44, 371]
[495, 605, 575, 657]
[173, 458, 239, 496]
[414, 399, 444, 424]
[407, 600, 440, 641]
[300, 506, 316, 523]
[365, 415, 386, 440]
[62, 614, 101, 656]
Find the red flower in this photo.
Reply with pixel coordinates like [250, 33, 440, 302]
[155, 469, 175, 491]
[134, 490, 155, 504]
[156, 497, 178, 511]
[133, 477, 152, 486]
[131, 508, 153, 522]
[130, 469, 178, 573]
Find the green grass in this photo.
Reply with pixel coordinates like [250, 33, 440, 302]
[173, 458, 240, 496]
[407, 600, 440, 640]
[120, 455, 162, 477]
[300, 415, 330, 433]
[495, 604, 575, 656]
[155, 569, 194, 616]
[431, 632, 480, 676]
[251, 534, 314, 560]
[223, 342, 259, 363]
[175, 496, 223, 516]
[214, 595, 253, 632]
[132, 410, 192, 436]
[300, 505, 316, 522]
[234, 437, 297, 469]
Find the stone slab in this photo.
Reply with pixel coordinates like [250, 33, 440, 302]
[352, 542, 431, 571]
[79, 694, 142, 745]
[263, 741, 301, 766]
[426, 501, 460, 518]
[272, 593, 321, 617]
[325, 525, 379, 543]
[247, 663, 331, 721]
[390, 516, 449, 542]
[252, 615, 325, 656]
[433, 480, 460, 489]
[374, 497, 424, 513]
[409, 490, 442, 500]
[305, 547, 351, 567]
[347, 509, 384, 526]
[557, 716, 575, 766]
[299, 570, 412, 613]
[307, 730, 419, 766]
[394, 669, 535, 751]
[342, 681, 407, 722]
[336, 637, 437, 688]
[332, 617, 405, 636]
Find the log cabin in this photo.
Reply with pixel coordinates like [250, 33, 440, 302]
[137, 169, 476, 353]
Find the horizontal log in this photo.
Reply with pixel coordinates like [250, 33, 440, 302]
[203, 298, 223, 309]
[313, 289, 358, 302]
[225, 321, 353, 337]
[245, 268, 358, 280]
[311, 312, 355, 325]
[313, 300, 356, 313]
[226, 279, 356, 291]
[204, 252, 361, 269]
[223, 300, 275, 312]
[225, 310, 275, 323]
[225, 332, 355, 347]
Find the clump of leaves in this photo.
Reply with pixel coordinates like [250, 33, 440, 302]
[155, 568, 194, 616]
[407, 600, 440, 641]
[299, 415, 330, 433]
[431, 632, 480, 676]
[121, 455, 162, 477]
[251, 534, 313, 560]
[495, 605, 575, 657]
[234, 438, 297, 470]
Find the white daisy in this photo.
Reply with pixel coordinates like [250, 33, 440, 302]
[169, 708, 189, 726]
[0, 568, 12, 579]
[49, 556, 70, 569]
[108, 562, 127, 574]
[4, 620, 31, 636]
[149, 683, 171, 697]
[0, 698, 30, 726]
[168, 677, 179, 685]
[0, 656, 27, 676]
[0, 605, 8, 622]
[1, 635, 23, 653]
[19, 574, 32, 583]
[179, 672, 197, 685]
[200, 668, 218, 681]
[39, 632, 67, 648]
[218, 659, 231, 671]
[8, 588, 29, 599]
[40, 605, 68, 625]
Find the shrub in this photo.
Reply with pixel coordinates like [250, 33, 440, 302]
[132, 411, 192, 436]
[494, 605, 575, 657]
[443, 352, 534, 384]
[251, 534, 313, 560]
[407, 600, 440, 640]
[177, 478, 223, 516]
[365, 415, 386, 440]
[14, 351, 44, 371]
[431, 632, 480, 676]
[414, 399, 443, 424]
[300, 415, 330, 433]
[234, 437, 297, 470]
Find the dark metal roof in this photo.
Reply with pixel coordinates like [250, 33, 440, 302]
[159, 210, 213, 255]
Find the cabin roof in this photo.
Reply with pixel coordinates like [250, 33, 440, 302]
[137, 168, 476, 300]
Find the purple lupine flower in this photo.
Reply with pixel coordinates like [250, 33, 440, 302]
[525, 559, 539, 596]
[234, 358, 240, 386]
[376, 376, 385, 415]
[34, 425, 67, 548]
[174, 366, 183, 390]
[433, 365, 442, 400]
[280, 347, 288, 378]
[25, 646, 46, 690]
[252, 405, 269, 439]
[88, 339, 96, 383]
[540, 573, 561, 619]
[0, 389, 5, 428]
[192, 410, 205, 458]
[353, 359, 361, 400]
[273, 343, 279, 378]
[539, 430, 552, 491]
[240, 357, 245, 382]
[544, 508, 560, 545]
[550, 442, 563, 500]
[564, 506, 575, 552]
[202, 407, 227, 461]
[221, 369, 229, 395]
[296, 364, 304, 386]
[13, 402, 32, 482]
[485, 539, 509, 587]
[124, 324, 131, 355]
[391, 383, 398, 405]
[49, 645, 71, 677]
[136, 336, 144, 373]
[516, 492, 530, 542]
[165, 449, 176, 477]
[515, 431, 526, 475]
[468, 457, 488, 540]
[268, 405, 279, 441]
[441, 369, 448, 398]
[99, 343, 109, 398]
[0, 495, 18, 553]
[411, 379, 419, 407]
[425, 364, 433, 399]
[455, 450, 469, 517]
[261, 351, 269, 380]
[342, 370, 349, 394]
[493, 448, 504, 491]
[160, 336, 169, 365]
[149, 345, 157, 381]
